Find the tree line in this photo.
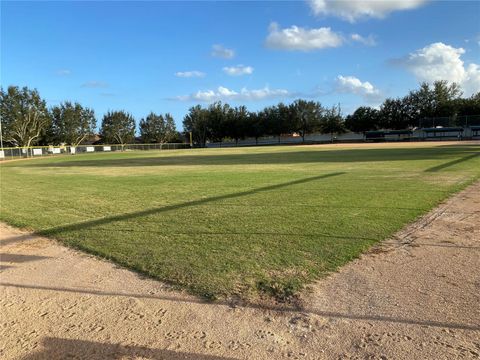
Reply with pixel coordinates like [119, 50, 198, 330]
[184, 80, 480, 145]
[1, 81, 479, 148]
[345, 81, 480, 132]
[183, 100, 345, 146]
[0, 86, 179, 148]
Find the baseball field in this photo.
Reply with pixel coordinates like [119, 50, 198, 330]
[1, 142, 479, 300]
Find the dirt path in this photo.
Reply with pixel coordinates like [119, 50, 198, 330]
[1, 182, 479, 360]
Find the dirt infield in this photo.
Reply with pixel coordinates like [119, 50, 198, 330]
[1, 181, 479, 359]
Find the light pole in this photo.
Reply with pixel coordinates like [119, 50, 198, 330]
[0, 115, 4, 149]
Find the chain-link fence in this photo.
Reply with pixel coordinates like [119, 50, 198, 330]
[0, 143, 190, 161]
[418, 115, 480, 128]
[2, 117, 479, 160]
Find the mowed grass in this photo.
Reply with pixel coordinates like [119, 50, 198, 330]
[1, 143, 479, 300]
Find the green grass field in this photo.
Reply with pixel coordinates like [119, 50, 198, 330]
[1, 143, 479, 300]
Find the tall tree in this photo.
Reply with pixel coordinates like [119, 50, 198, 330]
[345, 106, 380, 133]
[100, 111, 135, 148]
[224, 105, 249, 145]
[262, 105, 279, 140]
[445, 92, 480, 125]
[247, 111, 266, 145]
[290, 99, 323, 142]
[164, 114, 177, 142]
[139, 112, 177, 143]
[379, 98, 412, 130]
[433, 80, 462, 109]
[183, 105, 209, 147]
[431, 80, 463, 120]
[50, 101, 96, 146]
[404, 81, 462, 121]
[263, 103, 291, 142]
[319, 105, 346, 142]
[405, 82, 436, 120]
[0, 86, 50, 151]
[456, 92, 480, 116]
[277, 102, 294, 140]
[206, 101, 230, 142]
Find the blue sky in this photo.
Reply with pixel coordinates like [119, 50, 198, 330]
[1, 1, 479, 130]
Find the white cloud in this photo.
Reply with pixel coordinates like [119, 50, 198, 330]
[81, 81, 109, 88]
[222, 65, 254, 76]
[336, 75, 382, 102]
[351, 33, 376, 46]
[175, 71, 206, 78]
[308, 0, 428, 22]
[176, 86, 291, 102]
[211, 44, 235, 59]
[265, 22, 344, 51]
[401, 42, 480, 96]
[56, 69, 71, 76]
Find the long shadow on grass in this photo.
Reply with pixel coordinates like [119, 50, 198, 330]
[40, 172, 344, 237]
[89, 228, 379, 241]
[424, 152, 479, 172]
[2, 282, 478, 332]
[14, 146, 480, 168]
[0, 229, 379, 247]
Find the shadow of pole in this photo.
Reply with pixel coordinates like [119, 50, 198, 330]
[412, 243, 480, 250]
[21, 337, 238, 360]
[0, 253, 51, 263]
[0, 233, 38, 247]
[424, 152, 479, 172]
[40, 172, 345, 237]
[3, 282, 479, 332]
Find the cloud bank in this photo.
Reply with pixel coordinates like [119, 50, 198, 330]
[265, 22, 344, 51]
[308, 0, 428, 22]
[175, 86, 291, 102]
[400, 42, 480, 96]
[81, 81, 109, 88]
[175, 71, 206, 78]
[351, 33, 376, 46]
[223, 65, 254, 76]
[336, 75, 382, 102]
[211, 44, 235, 59]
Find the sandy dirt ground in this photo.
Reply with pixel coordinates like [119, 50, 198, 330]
[1, 181, 479, 360]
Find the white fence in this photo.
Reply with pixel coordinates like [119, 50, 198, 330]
[0, 143, 191, 160]
[1, 128, 478, 161]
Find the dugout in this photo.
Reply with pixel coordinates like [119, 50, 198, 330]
[364, 131, 385, 142]
[421, 127, 464, 140]
[365, 130, 413, 142]
[470, 126, 480, 139]
[384, 130, 413, 141]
